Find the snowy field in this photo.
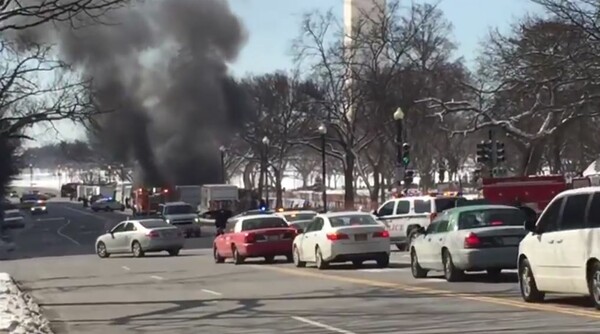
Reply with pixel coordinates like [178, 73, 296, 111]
[0, 273, 53, 334]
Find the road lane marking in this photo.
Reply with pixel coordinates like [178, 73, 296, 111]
[150, 275, 164, 280]
[260, 266, 600, 320]
[201, 289, 222, 296]
[56, 219, 81, 245]
[291, 316, 356, 334]
[35, 217, 65, 222]
[122, 266, 130, 271]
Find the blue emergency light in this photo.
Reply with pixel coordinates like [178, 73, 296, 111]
[259, 206, 267, 212]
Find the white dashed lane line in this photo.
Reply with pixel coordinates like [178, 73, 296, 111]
[149, 275, 164, 280]
[201, 289, 222, 296]
[121, 266, 131, 271]
[291, 316, 356, 334]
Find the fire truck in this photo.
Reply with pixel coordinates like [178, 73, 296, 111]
[131, 186, 178, 216]
[481, 175, 568, 220]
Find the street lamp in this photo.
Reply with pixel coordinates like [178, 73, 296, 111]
[219, 146, 226, 184]
[262, 136, 270, 209]
[317, 123, 327, 212]
[393, 108, 405, 192]
[119, 164, 125, 203]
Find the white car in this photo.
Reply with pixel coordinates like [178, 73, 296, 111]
[91, 198, 125, 212]
[410, 205, 528, 281]
[95, 219, 184, 258]
[518, 187, 600, 308]
[292, 211, 390, 269]
[2, 209, 24, 228]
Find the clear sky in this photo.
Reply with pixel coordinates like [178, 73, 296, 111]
[29, 0, 542, 147]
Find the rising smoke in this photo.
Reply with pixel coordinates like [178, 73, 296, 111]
[12, 0, 250, 186]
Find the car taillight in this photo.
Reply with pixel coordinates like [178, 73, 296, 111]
[430, 213, 437, 221]
[146, 231, 160, 238]
[464, 232, 481, 248]
[372, 230, 390, 238]
[326, 233, 349, 241]
[244, 233, 256, 243]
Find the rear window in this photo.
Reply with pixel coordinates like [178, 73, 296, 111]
[329, 214, 378, 227]
[414, 200, 431, 213]
[140, 220, 171, 228]
[290, 221, 311, 230]
[284, 213, 316, 222]
[458, 208, 525, 230]
[435, 197, 466, 213]
[241, 217, 288, 231]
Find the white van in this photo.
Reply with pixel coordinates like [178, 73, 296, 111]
[374, 195, 466, 250]
[518, 186, 600, 309]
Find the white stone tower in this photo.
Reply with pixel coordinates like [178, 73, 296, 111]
[343, 0, 386, 47]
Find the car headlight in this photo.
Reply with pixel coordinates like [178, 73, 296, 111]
[41, 206, 46, 210]
[166, 219, 170, 224]
[30, 207, 34, 211]
[194, 217, 199, 223]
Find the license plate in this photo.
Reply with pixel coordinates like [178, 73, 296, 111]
[503, 237, 520, 245]
[268, 235, 279, 241]
[355, 234, 367, 241]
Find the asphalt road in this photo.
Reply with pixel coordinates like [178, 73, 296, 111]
[2, 201, 600, 333]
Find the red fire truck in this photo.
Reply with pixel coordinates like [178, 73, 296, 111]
[481, 175, 567, 219]
[131, 186, 178, 216]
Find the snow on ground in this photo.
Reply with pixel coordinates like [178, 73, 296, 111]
[0, 273, 53, 334]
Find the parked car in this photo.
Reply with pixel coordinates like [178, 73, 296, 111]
[292, 211, 390, 269]
[30, 201, 48, 215]
[518, 186, 600, 309]
[2, 209, 25, 229]
[158, 202, 201, 238]
[276, 210, 317, 232]
[95, 219, 184, 258]
[91, 198, 125, 212]
[410, 205, 527, 281]
[213, 214, 297, 264]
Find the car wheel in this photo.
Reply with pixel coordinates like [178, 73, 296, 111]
[132, 241, 145, 258]
[410, 249, 428, 278]
[293, 246, 306, 268]
[406, 228, 419, 252]
[376, 254, 389, 268]
[352, 260, 363, 267]
[519, 258, 545, 303]
[104, 207, 111, 211]
[168, 249, 180, 256]
[442, 250, 463, 282]
[315, 247, 328, 270]
[588, 261, 600, 309]
[264, 256, 275, 264]
[232, 246, 244, 265]
[96, 242, 110, 258]
[213, 247, 225, 263]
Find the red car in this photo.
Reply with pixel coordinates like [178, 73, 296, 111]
[213, 214, 297, 264]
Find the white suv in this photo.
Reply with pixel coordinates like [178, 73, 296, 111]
[518, 186, 600, 308]
[374, 195, 465, 251]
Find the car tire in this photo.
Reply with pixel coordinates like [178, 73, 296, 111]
[168, 249, 180, 256]
[376, 254, 389, 268]
[264, 256, 275, 264]
[406, 228, 419, 252]
[104, 207, 111, 212]
[442, 250, 463, 282]
[232, 246, 244, 265]
[410, 249, 428, 278]
[352, 260, 363, 267]
[519, 258, 545, 303]
[588, 261, 600, 309]
[286, 253, 293, 263]
[315, 247, 329, 270]
[213, 247, 225, 263]
[293, 247, 306, 268]
[132, 241, 145, 258]
[96, 242, 110, 258]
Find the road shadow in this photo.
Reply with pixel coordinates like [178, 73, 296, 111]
[426, 272, 519, 284]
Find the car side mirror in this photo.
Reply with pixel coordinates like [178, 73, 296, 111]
[524, 220, 536, 233]
[417, 226, 426, 235]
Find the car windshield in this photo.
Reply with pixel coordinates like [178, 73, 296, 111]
[284, 213, 316, 222]
[329, 214, 378, 227]
[241, 217, 288, 231]
[458, 208, 525, 230]
[165, 205, 194, 214]
[22, 194, 38, 201]
[140, 220, 171, 228]
[435, 197, 467, 213]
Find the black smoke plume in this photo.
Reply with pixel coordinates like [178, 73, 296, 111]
[12, 0, 250, 186]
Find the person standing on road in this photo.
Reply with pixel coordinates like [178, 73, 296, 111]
[214, 202, 233, 235]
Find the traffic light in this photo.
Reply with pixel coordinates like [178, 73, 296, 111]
[401, 143, 410, 167]
[404, 169, 414, 186]
[496, 142, 505, 162]
[476, 141, 491, 163]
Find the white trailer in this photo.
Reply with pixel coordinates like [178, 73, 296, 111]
[175, 185, 202, 208]
[198, 184, 238, 213]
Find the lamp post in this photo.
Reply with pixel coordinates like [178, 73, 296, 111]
[28, 164, 33, 189]
[393, 108, 405, 193]
[318, 123, 327, 212]
[262, 136, 270, 208]
[219, 146, 226, 183]
[119, 164, 125, 203]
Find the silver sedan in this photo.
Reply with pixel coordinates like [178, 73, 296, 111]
[95, 219, 184, 258]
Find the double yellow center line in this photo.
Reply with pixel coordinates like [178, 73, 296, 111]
[261, 266, 600, 319]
